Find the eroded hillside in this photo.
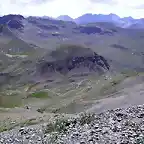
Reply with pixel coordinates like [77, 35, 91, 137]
[0, 15, 144, 139]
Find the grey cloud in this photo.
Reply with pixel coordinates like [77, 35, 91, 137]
[31, 0, 55, 4]
[90, 0, 117, 5]
[134, 4, 144, 9]
[10, 0, 55, 6]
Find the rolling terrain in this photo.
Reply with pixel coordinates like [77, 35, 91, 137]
[0, 14, 144, 137]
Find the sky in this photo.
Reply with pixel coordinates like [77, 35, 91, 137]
[0, 0, 144, 18]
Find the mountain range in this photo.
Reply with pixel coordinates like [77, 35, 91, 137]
[56, 13, 144, 28]
[1, 13, 144, 133]
[1, 13, 144, 29]
[0, 13, 144, 83]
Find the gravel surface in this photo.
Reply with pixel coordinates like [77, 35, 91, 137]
[1, 104, 144, 144]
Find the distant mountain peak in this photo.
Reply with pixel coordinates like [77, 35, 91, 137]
[57, 15, 73, 21]
[109, 13, 118, 16]
[122, 16, 134, 20]
[74, 13, 120, 24]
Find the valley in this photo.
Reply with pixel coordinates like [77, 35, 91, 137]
[0, 14, 144, 143]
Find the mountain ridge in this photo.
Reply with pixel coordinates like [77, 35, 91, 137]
[57, 13, 144, 28]
[1, 13, 144, 137]
[1, 14, 144, 29]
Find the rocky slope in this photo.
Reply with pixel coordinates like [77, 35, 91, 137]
[1, 104, 144, 144]
[36, 45, 110, 77]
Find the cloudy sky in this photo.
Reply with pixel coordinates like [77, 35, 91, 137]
[0, 0, 144, 18]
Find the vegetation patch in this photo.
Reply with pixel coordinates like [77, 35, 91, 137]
[29, 91, 49, 99]
[19, 118, 39, 127]
[0, 118, 39, 133]
[78, 113, 95, 126]
[44, 113, 95, 134]
[0, 94, 22, 108]
[44, 118, 71, 134]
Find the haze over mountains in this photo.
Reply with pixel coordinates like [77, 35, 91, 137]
[57, 13, 144, 28]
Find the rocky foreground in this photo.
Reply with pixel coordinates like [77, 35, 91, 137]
[1, 104, 144, 144]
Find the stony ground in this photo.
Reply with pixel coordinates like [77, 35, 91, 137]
[1, 104, 144, 144]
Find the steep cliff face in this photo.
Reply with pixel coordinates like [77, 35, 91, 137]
[36, 45, 110, 76]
